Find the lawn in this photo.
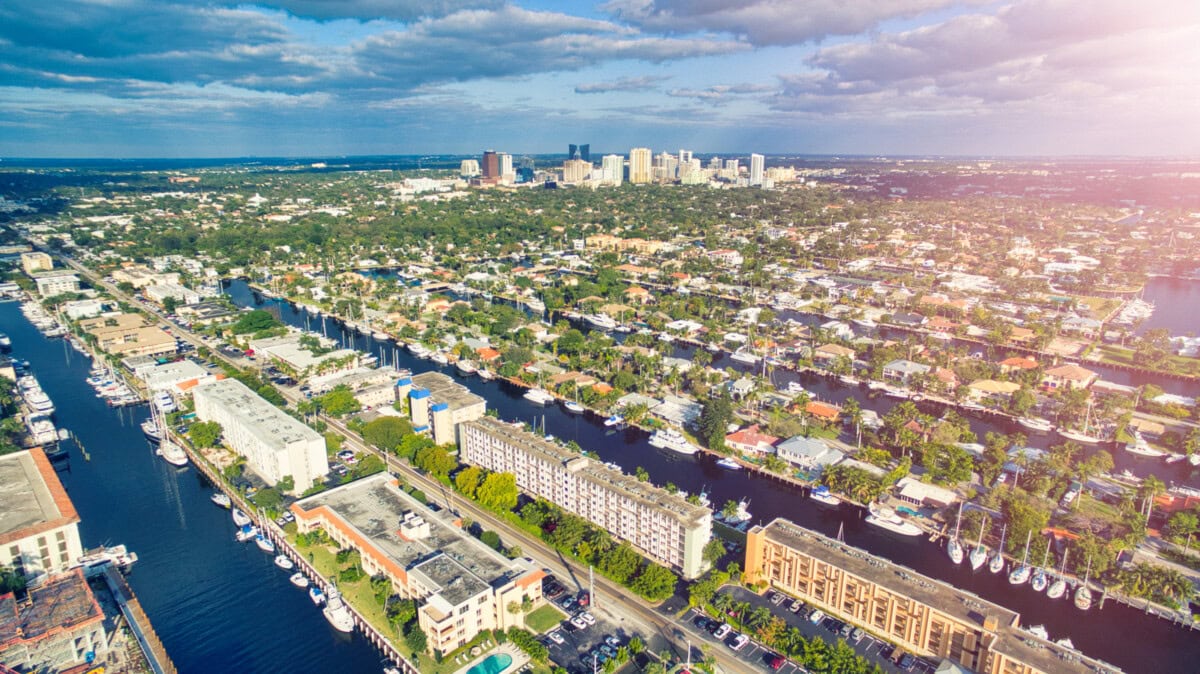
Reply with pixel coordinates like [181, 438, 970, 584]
[525, 604, 565, 633]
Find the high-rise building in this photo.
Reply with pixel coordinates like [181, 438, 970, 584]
[499, 152, 513, 183]
[481, 150, 499, 179]
[568, 143, 578, 159]
[708, 156, 722, 170]
[655, 152, 679, 181]
[396, 372, 486, 446]
[562, 159, 591, 183]
[629, 147, 652, 184]
[750, 153, 764, 186]
[601, 154, 624, 185]
[460, 417, 712, 578]
[679, 149, 692, 165]
[579, 144, 590, 162]
[460, 159, 480, 177]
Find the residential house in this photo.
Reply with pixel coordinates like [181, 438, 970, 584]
[623, 286, 653, 305]
[882, 359, 931, 384]
[775, 436, 844, 470]
[895, 478, 958, 509]
[998, 356, 1038, 375]
[812, 344, 855, 367]
[724, 425, 780, 455]
[1041, 364, 1098, 391]
[967, 379, 1021, 403]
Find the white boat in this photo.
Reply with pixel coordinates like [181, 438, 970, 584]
[1047, 549, 1069, 600]
[658, 332, 674, 343]
[141, 418, 162, 443]
[477, 369, 495, 381]
[211, 492, 231, 508]
[1055, 637, 1075, 650]
[455, 360, 478, 375]
[309, 585, 326, 605]
[865, 506, 922, 536]
[430, 352, 449, 366]
[323, 586, 355, 633]
[705, 342, 721, 353]
[809, 485, 840, 506]
[563, 400, 585, 414]
[1057, 429, 1104, 445]
[75, 544, 138, 572]
[0, 332, 10, 347]
[236, 524, 259, 542]
[969, 517, 988, 571]
[602, 413, 624, 427]
[648, 428, 699, 455]
[947, 503, 965, 565]
[408, 342, 431, 358]
[157, 438, 188, 467]
[289, 572, 310, 588]
[1027, 625, 1049, 640]
[523, 388, 555, 405]
[1031, 568, 1048, 592]
[372, 331, 392, 341]
[274, 554, 294, 570]
[255, 533, 276, 553]
[715, 457, 742, 470]
[730, 348, 759, 365]
[697, 490, 712, 508]
[883, 386, 910, 399]
[867, 380, 888, 392]
[232, 508, 253, 527]
[1008, 531, 1032, 585]
[584, 313, 618, 331]
[1124, 431, 1166, 458]
[1017, 417, 1054, 434]
[851, 317, 877, 329]
[1074, 564, 1093, 611]
[786, 381, 807, 395]
[838, 375, 858, 386]
[989, 525, 1006, 574]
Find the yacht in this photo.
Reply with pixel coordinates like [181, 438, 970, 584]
[1074, 559, 1093, 611]
[947, 503, 965, 565]
[0, 332, 10, 348]
[75, 544, 139, 573]
[729, 348, 760, 365]
[717, 499, 753, 526]
[851, 317, 877, 329]
[1008, 531, 1033, 585]
[705, 342, 721, 353]
[1031, 568, 1048, 592]
[1057, 427, 1105, 445]
[865, 506, 922, 536]
[430, 352, 449, 366]
[232, 508, 253, 527]
[157, 441, 189, 467]
[455, 360, 478, 376]
[648, 428, 699, 455]
[584, 313, 618, 331]
[309, 585, 326, 605]
[407, 342, 431, 358]
[838, 375, 858, 386]
[715, 457, 742, 470]
[24, 388, 55, 415]
[785, 381, 807, 396]
[1124, 431, 1166, 458]
[523, 388, 555, 405]
[235, 524, 259, 542]
[989, 526, 1006, 574]
[323, 587, 356, 633]
[883, 386, 910, 400]
[372, 331, 392, 341]
[1017, 416, 1054, 434]
[211, 492, 231, 509]
[255, 533, 276, 554]
[602, 413, 625, 427]
[477, 368, 495, 381]
[809, 485, 840, 506]
[563, 400, 585, 414]
[274, 555, 295, 571]
[1055, 637, 1076, 650]
[289, 572, 310, 588]
[141, 418, 162, 443]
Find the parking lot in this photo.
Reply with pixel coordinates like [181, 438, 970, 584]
[682, 586, 937, 674]
[540, 579, 646, 674]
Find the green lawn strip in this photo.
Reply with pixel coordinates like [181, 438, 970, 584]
[525, 604, 566, 633]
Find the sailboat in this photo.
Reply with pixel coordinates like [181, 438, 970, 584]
[1046, 548, 1070, 599]
[1008, 530, 1032, 585]
[1074, 558, 1094, 611]
[1058, 400, 1104, 445]
[968, 517, 988, 571]
[1031, 538, 1052, 592]
[947, 503, 964, 565]
[988, 525, 1006, 574]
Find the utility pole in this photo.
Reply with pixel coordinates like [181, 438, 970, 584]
[589, 564, 595, 612]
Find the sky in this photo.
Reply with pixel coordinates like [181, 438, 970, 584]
[2, 0, 1199, 158]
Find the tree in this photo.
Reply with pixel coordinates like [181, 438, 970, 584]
[317, 385, 361, 417]
[454, 466, 484, 498]
[1000, 491, 1051, 553]
[629, 563, 678, 601]
[702, 538, 727, 565]
[413, 445, 456, 478]
[254, 487, 282, 510]
[699, 393, 733, 451]
[1166, 511, 1199, 547]
[556, 328, 586, 355]
[404, 625, 428, 654]
[481, 530, 502, 550]
[277, 475, 295, 493]
[188, 420, 222, 448]
[232, 309, 281, 334]
[476, 472, 518, 512]
[363, 416, 412, 452]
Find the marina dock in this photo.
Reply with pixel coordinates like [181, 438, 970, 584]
[100, 565, 177, 674]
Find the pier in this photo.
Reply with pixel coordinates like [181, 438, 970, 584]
[100, 566, 177, 674]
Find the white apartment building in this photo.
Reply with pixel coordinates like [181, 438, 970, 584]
[144, 282, 201, 307]
[460, 418, 712, 578]
[32, 271, 80, 298]
[601, 154, 624, 185]
[460, 159, 481, 177]
[562, 159, 591, 183]
[0, 449, 85, 579]
[750, 153, 764, 186]
[398, 372, 486, 446]
[192, 378, 328, 493]
[629, 147, 652, 184]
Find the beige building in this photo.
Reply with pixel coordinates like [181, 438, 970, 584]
[0, 569, 110, 672]
[397, 372, 486, 446]
[745, 519, 1120, 674]
[81, 314, 176, 358]
[0, 449, 84, 579]
[460, 417, 712, 578]
[562, 159, 591, 183]
[111, 265, 180, 289]
[629, 147, 652, 184]
[19, 251, 53, 275]
[291, 473, 545, 654]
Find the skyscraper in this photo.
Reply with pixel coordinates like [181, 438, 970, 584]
[629, 147, 652, 184]
[679, 149, 692, 165]
[750, 153, 764, 186]
[499, 153, 513, 183]
[481, 150, 499, 179]
[579, 144, 590, 162]
[601, 154, 624, 186]
[568, 144, 578, 159]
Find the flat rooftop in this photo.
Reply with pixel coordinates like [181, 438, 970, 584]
[469, 417, 710, 527]
[0, 449, 79, 546]
[756, 519, 1119, 674]
[0, 569, 103, 647]
[293, 473, 525, 607]
[412, 371, 484, 411]
[193, 378, 321, 449]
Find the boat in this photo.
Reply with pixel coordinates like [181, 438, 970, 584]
[407, 343, 431, 359]
[372, 331, 392, 341]
[838, 375, 858, 386]
[809, 485, 840, 506]
[716, 498, 753, 526]
[584, 313, 618, 331]
[157, 441, 189, 467]
[563, 400, 585, 414]
[715, 457, 742, 470]
[235, 524, 259, 542]
[1031, 538, 1052, 592]
[947, 503, 964, 565]
[523, 388, 554, 405]
[140, 418, 162, 443]
[968, 516, 987, 571]
[697, 489, 712, 509]
[289, 572, 310, 588]
[0, 332, 10, 348]
[477, 369, 495, 381]
[883, 386, 910, 400]
[989, 525, 1006, 574]
[658, 332, 674, 343]
[602, 413, 624, 427]
[430, 352, 449, 366]
[648, 428, 699, 455]
[255, 533, 276, 553]
[309, 585, 326, 605]
[323, 586, 356, 633]
[1074, 559, 1093, 611]
[1124, 431, 1166, 458]
[865, 505, 923, 536]
[211, 492, 231, 508]
[75, 544, 138, 572]
[455, 360, 478, 376]
[786, 381, 807, 395]
[851, 317, 877, 329]
[1027, 625, 1049, 640]
[705, 342, 721, 353]
[1047, 549, 1070, 600]
[729, 348, 759, 365]
[1017, 416, 1054, 434]
[1008, 531, 1032, 585]
[232, 508, 253, 527]
[1056, 637, 1076, 650]
[1057, 401, 1104, 444]
[274, 554, 295, 570]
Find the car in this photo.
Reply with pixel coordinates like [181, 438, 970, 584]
[579, 611, 596, 626]
[769, 591, 786, 605]
[577, 590, 591, 607]
[729, 633, 750, 652]
[560, 596, 578, 611]
[569, 616, 588, 630]
[545, 585, 565, 599]
[838, 623, 853, 639]
[712, 623, 731, 640]
[547, 631, 564, 645]
[808, 610, 826, 625]
[693, 615, 714, 630]
[603, 635, 620, 648]
[599, 645, 615, 658]
[788, 600, 804, 613]
[331, 465, 349, 476]
[336, 450, 355, 461]
[898, 653, 916, 671]
[589, 649, 608, 664]
[769, 654, 786, 671]
[850, 628, 865, 644]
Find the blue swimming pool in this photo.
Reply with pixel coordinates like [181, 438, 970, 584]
[466, 653, 513, 674]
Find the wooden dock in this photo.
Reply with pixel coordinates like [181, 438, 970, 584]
[101, 566, 177, 674]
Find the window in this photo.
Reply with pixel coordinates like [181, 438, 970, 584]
[56, 531, 66, 542]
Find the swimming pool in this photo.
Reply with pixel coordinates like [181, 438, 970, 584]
[466, 652, 513, 674]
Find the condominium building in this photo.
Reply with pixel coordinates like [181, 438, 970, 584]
[32, 271, 80, 298]
[629, 147, 652, 184]
[562, 159, 591, 183]
[144, 282, 201, 307]
[750, 153, 764, 186]
[19, 251, 52, 275]
[460, 159, 480, 177]
[0, 449, 84, 579]
[745, 519, 1120, 674]
[192, 378, 329, 492]
[291, 473, 545, 654]
[80, 313, 176, 358]
[459, 417, 712, 578]
[601, 154, 624, 185]
[398, 372, 486, 446]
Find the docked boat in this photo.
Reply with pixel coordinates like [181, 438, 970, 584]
[75, 544, 138, 572]
[969, 517, 988, 571]
[523, 388, 555, 405]
[947, 503, 965, 565]
[648, 428, 699, 455]
[430, 352, 449, 366]
[289, 572, 310, 588]
[715, 457, 742, 470]
[309, 585, 326, 605]
[584, 313, 618, 331]
[563, 400, 585, 414]
[455, 360, 478, 376]
[865, 506, 922, 536]
[156, 441, 189, 467]
[274, 554, 295, 570]
[1027, 625, 1050, 640]
[1124, 431, 1166, 458]
[1031, 568, 1048, 592]
[141, 418, 162, 443]
[1017, 416, 1054, 434]
[407, 343, 431, 359]
[989, 525, 1006, 574]
[211, 492, 231, 508]
[602, 413, 624, 427]
[729, 348, 759, 365]
[1074, 559, 1093, 611]
[372, 331, 392, 341]
[883, 386, 910, 400]
[232, 508, 253, 527]
[255, 533, 276, 553]
[1047, 550, 1069, 600]
[477, 369, 495, 381]
[786, 381, 807, 395]
[235, 524, 259, 542]
[1057, 428, 1104, 445]
[705, 342, 721, 353]
[851, 317, 877, 329]
[838, 375, 858, 386]
[1008, 531, 1033, 585]
[0, 332, 10, 348]
[716, 499, 753, 526]
[323, 587, 356, 633]
[809, 485, 840, 506]
[1055, 638, 1076, 650]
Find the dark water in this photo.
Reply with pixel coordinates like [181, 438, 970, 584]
[1140, 277, 1200, 337]
[0, 301, 384, 674]
[226, 281, 1198, 674]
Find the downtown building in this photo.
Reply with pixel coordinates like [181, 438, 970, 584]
[192, 378, 328, 493]
[628, 147, 652, 184]
[745, 519, 1120, 674]
[459, 417, 711, 578]
[397, 372, 486, 446]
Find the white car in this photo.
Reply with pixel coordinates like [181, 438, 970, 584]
[713, 623, 732, 640]
[547, 631, 565, 645]
[809, 609, 826, 625]
[569, 616, 588, 630]
[729, 633, 750, 652]
[579, 611, 596, 626]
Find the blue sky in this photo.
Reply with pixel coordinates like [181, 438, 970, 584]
[1, 0, 1197, 158]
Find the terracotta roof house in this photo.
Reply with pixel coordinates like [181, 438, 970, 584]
[725, 425, 780, 455]
[998, 356, 1038, 374]
[1041, 364, 1098, 391]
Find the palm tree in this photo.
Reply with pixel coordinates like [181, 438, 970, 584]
[1139, 475, 1167, 525]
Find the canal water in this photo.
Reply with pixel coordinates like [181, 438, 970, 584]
[225, 280, 1200, 674]
[1140, 277, 1200, 337]
[1, 301, 384, 674]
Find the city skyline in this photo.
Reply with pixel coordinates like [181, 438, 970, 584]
[1, 0, 1198, 158]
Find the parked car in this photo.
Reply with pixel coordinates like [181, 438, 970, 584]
[729, 633, 750, 652]
[898, 653, 916, 671]
[577, 590, 591, 607]
[769, 654, 787, 671]
[788, 600, 804, 613]
[712, 622, 731, 640]
[547, 631, 564, 645]
[599, 644, 615, 658]
[603, 635, 620, 648]
[850, 628, 865, 644]
[769, 591, 786, 605]
[569, 615, 587, 630]
[579, 611, 596, 626]
[808, 610, 826, 625]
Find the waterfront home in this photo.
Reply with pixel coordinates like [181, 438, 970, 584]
[727, 377, 756, 400]
[812, 343, 856, 367]
[652, 394, 703, 428]
[1040, 363, 1098, 391]
[890, 311, 927, 327]
[724, 424, 780, 455]
[775, 435, 844, 470]
[997, 356, 1039, 375]
[895, 477, 958, 509]
[623, 285, 653, 305]
[801, 401, 841, 425]
[882, 359, 931, 384]
[967, 379, 1021, 403]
